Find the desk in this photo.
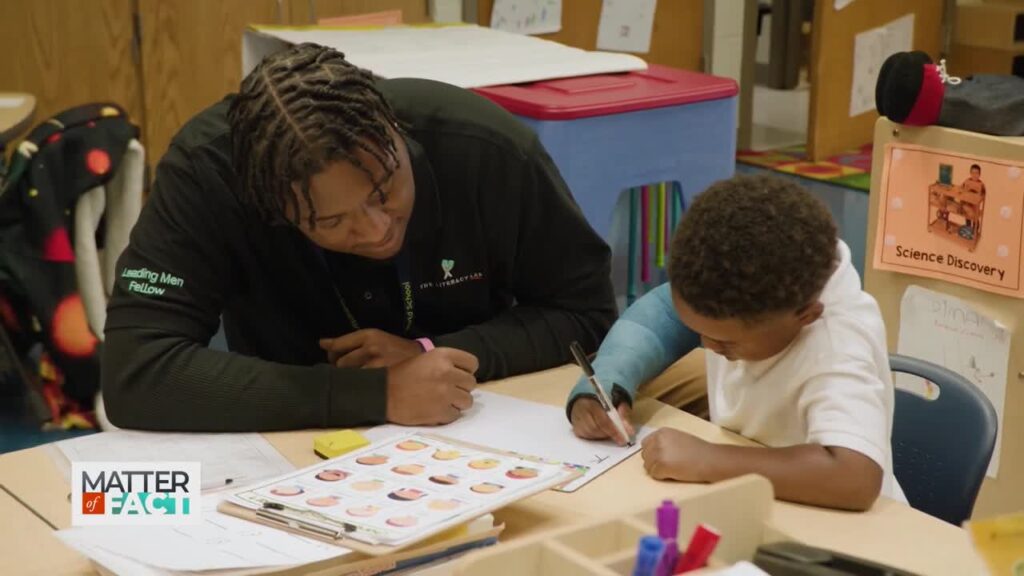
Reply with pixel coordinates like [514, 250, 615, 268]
[0, 487, 92, 574]
[927, 182, 985, 252]
[0, 365, 984, 575]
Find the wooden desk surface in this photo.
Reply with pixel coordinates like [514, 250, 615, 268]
[929, 182, 985, 207]
[0, 365, 985, 575]
[0, 488, 93, 575]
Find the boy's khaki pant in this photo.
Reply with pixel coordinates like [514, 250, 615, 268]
[636, 349, 709, 419]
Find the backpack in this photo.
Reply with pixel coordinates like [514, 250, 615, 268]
[0, 103, 142, 428]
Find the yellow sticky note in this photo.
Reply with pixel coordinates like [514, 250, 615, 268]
[967, 512, 1024, 576]
[314, 430, 370, 459]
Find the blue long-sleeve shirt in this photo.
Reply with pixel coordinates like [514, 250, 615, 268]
[567, 283, 700, 415]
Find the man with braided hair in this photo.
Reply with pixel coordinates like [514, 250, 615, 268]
[102, 44, 616, 431]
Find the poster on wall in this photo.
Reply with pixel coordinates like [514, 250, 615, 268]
[897, 285, 1009, 478]
[873, 143, 1024, 298]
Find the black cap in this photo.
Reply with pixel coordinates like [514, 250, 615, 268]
[875, 50, 934, 122]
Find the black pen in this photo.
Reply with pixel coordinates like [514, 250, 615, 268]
[570, 341, 634, 446]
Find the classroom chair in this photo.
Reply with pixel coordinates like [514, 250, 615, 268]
[889, 353, 998, 526]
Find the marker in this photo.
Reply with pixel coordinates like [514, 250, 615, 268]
[657, 500, 680, 576]
[674, 524, 720, 574]
[569, 341, 634, 446]
[633, 535, 666, 576]
[657, 500, 679, 540]
[659, 538, 680, 576]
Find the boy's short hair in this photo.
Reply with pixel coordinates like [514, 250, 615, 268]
[668, 174, 838, 321]
[970, 164, 982, 173]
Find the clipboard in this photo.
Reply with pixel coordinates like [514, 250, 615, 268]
[217, 432, 576, 556]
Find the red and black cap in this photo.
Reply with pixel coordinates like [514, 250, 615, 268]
[875, 50, 945, 126]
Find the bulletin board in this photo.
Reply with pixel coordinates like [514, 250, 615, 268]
[475, 0, 704, 71]
[807, 0, 941, 161]
[865, 118, 1024, 518]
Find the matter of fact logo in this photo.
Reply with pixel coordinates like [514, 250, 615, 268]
[72, 462, 201, 526]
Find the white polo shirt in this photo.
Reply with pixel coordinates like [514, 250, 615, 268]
[707, 240, 906, 502]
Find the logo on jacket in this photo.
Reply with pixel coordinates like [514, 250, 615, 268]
[420, 258, 483, 290]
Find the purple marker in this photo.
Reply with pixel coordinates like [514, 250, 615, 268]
[657, 500, 679, 539]
[658, 536, 679, 576]
[656, 500, 680, 576]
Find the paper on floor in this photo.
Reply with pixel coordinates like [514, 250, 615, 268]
[368, 390, 652, 492]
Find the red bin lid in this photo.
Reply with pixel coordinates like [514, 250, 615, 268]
[473, 65, 739, 120]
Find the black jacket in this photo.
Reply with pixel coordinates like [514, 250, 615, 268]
[102, 78, 616, 431]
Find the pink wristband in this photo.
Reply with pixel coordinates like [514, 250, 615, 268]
[416, 337, 435, 352]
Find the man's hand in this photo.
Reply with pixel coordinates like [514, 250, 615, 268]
[319, 329, 423, 369]
[641, 428, 713, 482]
[570, 396, 635, 446]
[386, 348, 479, 425]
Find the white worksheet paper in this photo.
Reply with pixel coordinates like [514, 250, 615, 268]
[596, 0, 658, 54]
[850, 13, 914, 117]
[897, 285, 1009, 478]
[252, 25, 646, 88]
[490, 0, 562, 35]
[368, 391, 652, 492]
[56, 494, 349, 572]
[55, 431, 295, 491]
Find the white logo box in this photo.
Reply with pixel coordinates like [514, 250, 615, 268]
[71, 461, 201, 526]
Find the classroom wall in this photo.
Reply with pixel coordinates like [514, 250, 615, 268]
[476, 0, 705, 71]
[0, 0, 144, 139]
[5, 0, 701, 170]
[808, 0, 943, 160]
[0, 0, 430, 171]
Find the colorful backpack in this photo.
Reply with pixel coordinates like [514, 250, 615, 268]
[0, 103, 142, 428]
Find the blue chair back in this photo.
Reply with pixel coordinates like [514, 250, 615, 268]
[890, 354, 998, 525]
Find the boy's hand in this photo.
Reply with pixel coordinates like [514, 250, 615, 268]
[641, 428, 713, 482]
[320, 329, 423, 368]
[570, 397, 635, 446]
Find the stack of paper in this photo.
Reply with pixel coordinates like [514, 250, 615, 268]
[55, 431, 295, 491]
[58, 494, 350, 575]
[245, 25, 647, 88]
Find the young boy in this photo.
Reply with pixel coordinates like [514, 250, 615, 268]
[567, 174, 905, 511]
[962, 164, 986, 230]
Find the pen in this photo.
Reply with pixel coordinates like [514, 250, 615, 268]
[674, 523, 720, 574]
[257, 507, 344, 540]
[258, 501, 361, 541]
[569, 341, 635, 446]
[201, 477, 236, 491]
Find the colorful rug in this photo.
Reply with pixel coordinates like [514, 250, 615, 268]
[736, 143, 873, 192]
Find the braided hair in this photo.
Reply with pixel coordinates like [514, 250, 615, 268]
[228, 43, 402, 228]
